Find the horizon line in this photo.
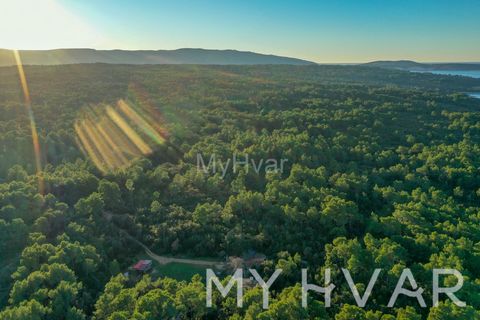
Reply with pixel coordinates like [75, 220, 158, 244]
[1, 47, 479, 64]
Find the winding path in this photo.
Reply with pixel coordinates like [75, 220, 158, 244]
[105, 212, 222, 267]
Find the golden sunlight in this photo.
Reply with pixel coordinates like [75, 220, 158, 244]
[0, 0, 108, 49]
[13, 50, 44, 193]
[75, 97, 168, 173]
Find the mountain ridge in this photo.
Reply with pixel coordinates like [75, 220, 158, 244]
[0, 48, 315, 66]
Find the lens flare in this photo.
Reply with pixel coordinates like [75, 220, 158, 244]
[117, 100, 165, 145]
[75, 97, 168, 173]
[105, 106, 153, 155]
[13, 50, 45, 194]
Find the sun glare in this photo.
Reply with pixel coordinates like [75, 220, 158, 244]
[75, 94, 168, 173]
[0, 0, 107, 50]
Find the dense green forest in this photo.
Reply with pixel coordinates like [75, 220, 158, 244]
[0, 64, 479, 319]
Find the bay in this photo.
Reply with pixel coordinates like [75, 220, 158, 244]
[414, 70, 480, 78]
[468, 93, 480, 99]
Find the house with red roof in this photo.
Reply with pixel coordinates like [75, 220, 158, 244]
[132, 260, 153, 273]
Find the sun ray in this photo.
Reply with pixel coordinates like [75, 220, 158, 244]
[106, 106, 152, 155]
[83, 116, 121, 170]
[75, 88, 169, 173]
[75, 121, 108, 173]
[117, 99, 166, 145]
[88, 105, 141, 158]
[99, 114, 143, 158]
[94, 120, 130, 167]
[13, 50, 45, 194]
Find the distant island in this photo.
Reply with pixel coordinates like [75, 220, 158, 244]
[0, 48, 315, 66]
[364, 60, 480, 71]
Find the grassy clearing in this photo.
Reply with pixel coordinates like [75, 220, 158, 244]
[153, 262, 206, 281]
[131, 252, 207, 281]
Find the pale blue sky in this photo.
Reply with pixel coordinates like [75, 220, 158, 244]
[2, 0, 479, 63]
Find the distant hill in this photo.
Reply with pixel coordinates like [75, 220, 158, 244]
[364, 60, 480, 71]
[0, 48, 315, 66]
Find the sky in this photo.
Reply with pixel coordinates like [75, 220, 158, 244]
[1, 0, 479, 63]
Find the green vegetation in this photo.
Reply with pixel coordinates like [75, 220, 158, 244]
[155, 263, 206, 282]
[130, 251, 207, 282]
[0, 64, 479, 319]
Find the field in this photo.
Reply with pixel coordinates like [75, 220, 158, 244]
[154, 262, 207, 281]
[131, 250, 219, 282]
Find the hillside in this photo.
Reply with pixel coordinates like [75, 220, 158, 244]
[0, 48, 315, 66]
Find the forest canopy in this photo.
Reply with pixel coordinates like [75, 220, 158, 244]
[0, 64, 479, 319]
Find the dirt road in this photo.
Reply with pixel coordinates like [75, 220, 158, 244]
[108, 215, 222, 267]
